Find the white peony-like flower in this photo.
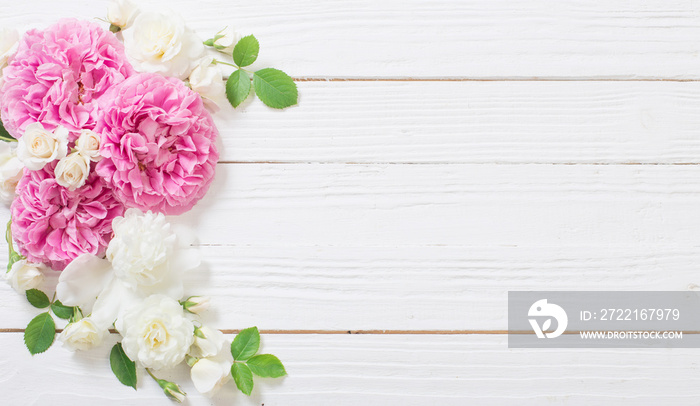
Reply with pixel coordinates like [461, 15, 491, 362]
[119, 294, 195, 370]
[190, 345, 233, 396]
[0, 28, 19, 67]
[188, 57, 226, 111]
[124, 11, 205, 79]
[107, 209, 192, 296]
[75, 129, 101, 162]
[59, 318, 107, 351]
[107, 0, 139, 29]
[17, 123, 68, 170]
[54, 152, 91, 191]
[5, 259, 46, 293]
[56, 212, 200, 332]
[209, 26, 240, 54]
[0, 142, 24, 204]
[189, 325, 225, 358]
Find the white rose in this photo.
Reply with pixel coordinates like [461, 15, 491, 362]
[5, 259, 46, 293]
[119, 294, 195, 370]
[17, 123, 68, 170]
[55, 152, 91, 191]
[210, 26, 240, 54]
[59, 318, 107, 351]
[75, 129, 101, 162]
[188, 57, 226, 110]
[107, 209, 200, 298]
[0, 28, 19, 67]
[124, 11, 205, 79]
[189, 326, 225, 358]
[0, 142, 24, 204]
[190, 346, 233, 396]
[107, 0, 139, 29]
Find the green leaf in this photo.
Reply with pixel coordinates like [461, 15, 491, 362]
[0, 119, 15, 142]
[253, 68, 298, 109]
[24, 312, 55, 355]
[232, 35, 259, 67]
[110, 343, 137, 390]
[246, 354, 287, 378]
[226, 69, 252, 108]
[231, 326, 260, 361]
[25, 289, 50, 308]
[51, 300, 74, 320]
[231, 363, 254, 395]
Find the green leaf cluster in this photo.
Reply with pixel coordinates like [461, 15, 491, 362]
[210, 34, 297, 109]
[230, 326, 287, 395]
[23, 290, 81, 355]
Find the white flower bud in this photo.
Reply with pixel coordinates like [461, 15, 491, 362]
[182, 295, 210, 314]
[189, 325, 224, 358]
[188, 58, 226, 111]
[210, 26, 241, 54]
[59, 318, 107, 351]
[5, 259, 46, 293]
[17, 123, 68, 171]
[0, 142, 24, 204]
[107, 0, 139, 29]
[54, 152, 91, 191]
[75, 129, 101, 162]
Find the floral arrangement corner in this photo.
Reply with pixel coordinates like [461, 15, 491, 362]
[0, 0, 295, 401]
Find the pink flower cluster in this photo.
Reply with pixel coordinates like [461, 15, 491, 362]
[0, 19, 133, 140]
[1, 20, 219, 270]
[96, 73, 219, 215]
[11, 162, 124, 270]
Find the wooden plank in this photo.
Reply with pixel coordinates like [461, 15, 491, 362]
[0, 333, 697, 405]
[168, 163, 700, 247]
[217, 81, 700, 164]
[3, 0, 700, 79]
[0, 236, 697, 330]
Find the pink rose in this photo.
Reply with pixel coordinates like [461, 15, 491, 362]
[96, 72, 219, 215]
[0, 19, 133, 140]
[11, 162, 124, 270]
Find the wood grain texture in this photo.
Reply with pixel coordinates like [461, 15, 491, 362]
[216, 81, 700, 164]
[0, 244, 697, 330]
[3, 0, 700, 79]
[1, 333, 697, 405]
[172, 163, 700, 246]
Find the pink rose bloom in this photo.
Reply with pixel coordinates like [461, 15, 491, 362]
[96, 72, 219, 215]
[11, 162, 124, 270]
[0, 19, 133, 140]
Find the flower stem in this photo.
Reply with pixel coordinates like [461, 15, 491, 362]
[146, 368, 159, 382]
[213, 59, 238, 68]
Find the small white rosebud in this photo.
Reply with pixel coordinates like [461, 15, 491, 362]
[189, 325, 225, 358]
[5, 259, 46, 293]
[160, 380, 186, 403]
[188, 58, 226, 111]
[107, 0, 139, 30]
[17, 123, 68, 171]
[54, 151, 91, 191]
[182, 295, 210, 314]
[0, 142, 24, 204]
[0, 28, 19, 68]
[207, 27, 241, 54]
[58, 318, 107, 351]
[75, 129, 102, 162]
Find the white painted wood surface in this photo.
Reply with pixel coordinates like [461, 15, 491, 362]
[1, 0, 699, 404]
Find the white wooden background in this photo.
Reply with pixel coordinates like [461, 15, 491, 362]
[2, 0, 700, 404]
